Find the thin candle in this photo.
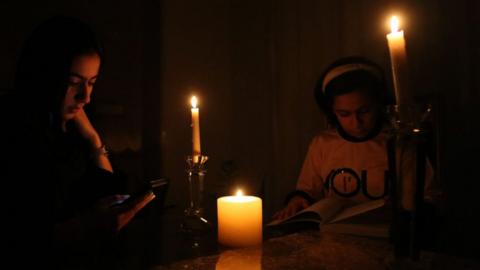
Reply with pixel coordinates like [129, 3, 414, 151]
[386, 16, 410, 105]
[190, 96, 201, 157]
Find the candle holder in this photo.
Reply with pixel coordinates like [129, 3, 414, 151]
[386, 103, 432, 260]
[387, 104, 432, 136]
[180, 155, 212, 239]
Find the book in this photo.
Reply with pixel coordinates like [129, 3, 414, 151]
[267, 198, 390, 238]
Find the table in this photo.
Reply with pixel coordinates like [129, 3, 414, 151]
[150, 230, 480, 270]
[152, 231, 391, 270]
[119, 201, 480, 270]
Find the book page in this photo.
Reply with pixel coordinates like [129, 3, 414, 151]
[268, 197, 347, 226]
[304, 197, 347, 225]
[328, 199, 385, 224]
[268, 212, 321, 226]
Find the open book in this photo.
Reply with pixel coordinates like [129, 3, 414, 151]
[267, 198, 390, 238]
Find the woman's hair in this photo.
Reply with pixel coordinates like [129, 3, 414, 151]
[314, 56, 390, 127]
[14, 16, 104, 115]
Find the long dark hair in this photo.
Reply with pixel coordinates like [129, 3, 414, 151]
[14, 16, 104, 117]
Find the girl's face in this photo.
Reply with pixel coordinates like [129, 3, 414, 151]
[332, 90, 379, 138]
[61, 53, 100, 121]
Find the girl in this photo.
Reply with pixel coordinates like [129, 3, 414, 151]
[274, 56, 432, 220]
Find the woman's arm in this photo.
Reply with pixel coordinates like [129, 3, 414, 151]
[73, 109, 113, 172]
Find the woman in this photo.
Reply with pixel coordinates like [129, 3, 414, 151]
[274, 56, 434, 221]
[2, 16, 154, 268]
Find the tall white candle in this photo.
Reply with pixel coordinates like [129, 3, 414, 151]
[386, 16, 410, 105]
[387, 17, 414, 210]
[190, 96, 201, 157]
[217, 190, 263, 248]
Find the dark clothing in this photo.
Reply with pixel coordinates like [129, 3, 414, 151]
[1, 94, 53, 268]
[53, 121, 123, 223]
[1, 94, 125, 269]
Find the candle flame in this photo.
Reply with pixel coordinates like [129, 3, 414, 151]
[191, 96, 198, 109]
[236, 190, 243, 197]
[390, 16, 400, 33]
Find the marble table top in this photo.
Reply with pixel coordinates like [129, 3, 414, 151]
[150, 230, 480, 270]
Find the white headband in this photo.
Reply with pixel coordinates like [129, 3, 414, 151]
[322, 63, 382, 93]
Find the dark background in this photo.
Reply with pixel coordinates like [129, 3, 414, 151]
[1, 0, 479, 260]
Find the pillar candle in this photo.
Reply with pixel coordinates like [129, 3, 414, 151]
[217, 190, 262, 247]
[190, 96, 201, 157]
[386, 16, 410, 105]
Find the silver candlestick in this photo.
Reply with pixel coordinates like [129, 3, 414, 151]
[180, 155, 211, 238]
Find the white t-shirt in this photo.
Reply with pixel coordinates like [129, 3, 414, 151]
[296, 128, 433, 207]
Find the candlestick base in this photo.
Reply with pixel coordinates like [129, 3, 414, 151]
[180, 155, 212, 244]
[387, 104, 432, 135]
[386, 103, 432, 260]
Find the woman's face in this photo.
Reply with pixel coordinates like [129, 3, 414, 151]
[332, 90, 379, 138]
[61, 53, 100, 121]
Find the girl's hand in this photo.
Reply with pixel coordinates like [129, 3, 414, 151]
[272, 196, 310, 221]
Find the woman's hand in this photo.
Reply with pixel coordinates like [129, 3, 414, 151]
[95, 192, 156, 233]
[272, 196, 310, 221]
[54, 193, 155, 246]
[73, 108, 101, 148]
